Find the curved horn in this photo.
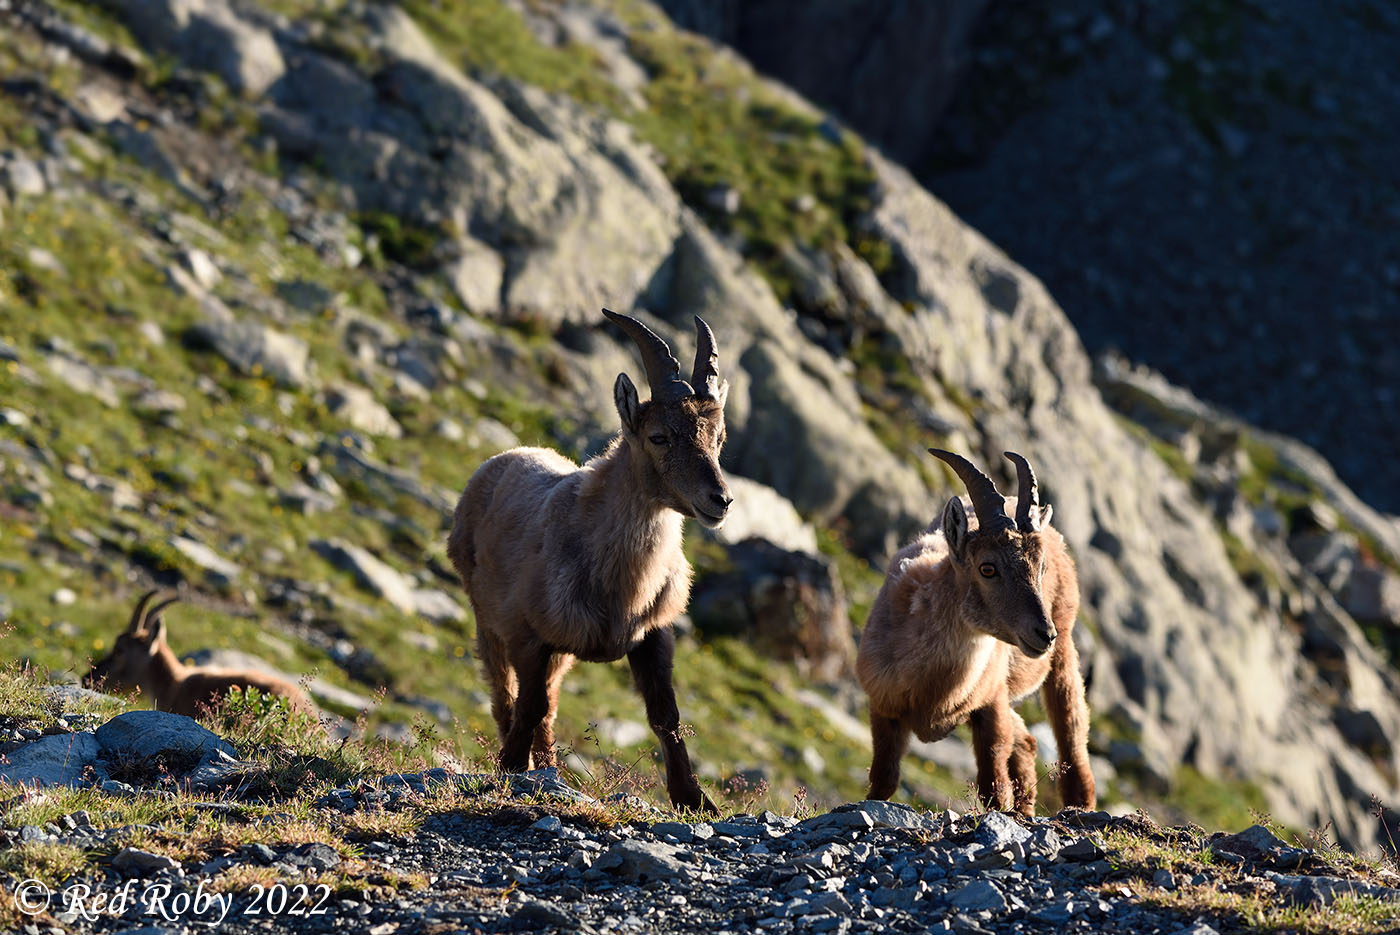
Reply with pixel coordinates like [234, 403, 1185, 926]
[691, 315, 721, 399]
[927, 448, 1012, 532]
[602, 308, 693, 401]
[127, 589, 161, 634]
[1003, 451, 1040, 532]
[144, 596, 181, 631]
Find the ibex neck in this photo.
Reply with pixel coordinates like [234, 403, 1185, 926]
[141, 643, 188, 709]
[581, 436, 683, 568]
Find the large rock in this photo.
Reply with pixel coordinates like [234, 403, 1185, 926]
[690, 538, 853, 680]
[260, 6, 682, 326]
[0, 732, 102, 787]
[45, 352, 119, 407]
[311, 539, 417, 615]
[95, 710, 235, 760]
[593, 840, 695, 884]
[112, 0, 285, 95]
[325, 383, 403, 439]
[187, 296, 312, 388]
[181, 649, 374, 712]
[710, 476, 818, 555]
[733, 339, 927, 557]
[169, 535, 241, 587]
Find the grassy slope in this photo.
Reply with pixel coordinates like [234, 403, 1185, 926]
[0, 0, 964, 815]
[0, 0, 1296, 831]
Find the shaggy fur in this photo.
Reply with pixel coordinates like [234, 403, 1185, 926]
[447, 314, 731, 811]
[84, 591, 317, 719]
[857, 457, 1095, 815]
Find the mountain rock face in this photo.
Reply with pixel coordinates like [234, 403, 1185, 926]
[657, 0, 989, 167]
[658, 0, 1400, 519]
[2, 0, 1398, 854]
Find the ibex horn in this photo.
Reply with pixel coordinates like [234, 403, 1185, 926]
[145, 595, 181, 630]
[927, 448, 1013, 532]
[126, 589, 161, 634]
[691, 315, 721, 400]
[1003, 451, 1041, 532]
[602, 308, 694, 401]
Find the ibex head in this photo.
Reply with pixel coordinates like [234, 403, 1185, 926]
[83, 590, 177, 694]
[928, 449, 1057, 657]
[604, 309, 732, 528]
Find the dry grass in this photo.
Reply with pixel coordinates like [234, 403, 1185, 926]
[0, 840, 91, 884]
[1142, 884, 1400, 935]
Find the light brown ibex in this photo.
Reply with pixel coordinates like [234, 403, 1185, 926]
[857, 449, 1095, 815]
[447, 309, 731, 811]
[83, 590, 317, 718]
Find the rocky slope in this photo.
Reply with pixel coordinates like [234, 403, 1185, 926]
[660, 0, 1400, 517]
[0, 0, 1398, 861]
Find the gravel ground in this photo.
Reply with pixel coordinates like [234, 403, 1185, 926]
[10, 771, 1398, 935]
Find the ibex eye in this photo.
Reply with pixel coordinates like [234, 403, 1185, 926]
[648, 434, 668, 446]
[979, 563, 997, 578]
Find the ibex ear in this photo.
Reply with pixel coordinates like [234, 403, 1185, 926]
[716, 379, 731, 411]
[941, 496, 968, 560]
[143, 617, 166, 652]
[1039, 503, 1053, 529]
[614, 372, 641, 434]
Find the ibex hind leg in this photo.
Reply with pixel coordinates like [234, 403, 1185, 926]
[530, 653, 575, 769]
[477, 628, 517, 745]
[498, 644, 552, 774]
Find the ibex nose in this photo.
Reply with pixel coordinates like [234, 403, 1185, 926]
[1035, 624, 1057, 646]
[711, 491, 734, 512]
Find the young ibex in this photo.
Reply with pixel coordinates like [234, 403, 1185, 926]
[448, 308, 731, 811]
[83, 590, 317, 718]
[857, 449, 1095, 816]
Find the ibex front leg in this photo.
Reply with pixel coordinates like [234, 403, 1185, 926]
[627, 627, 715, 813]
[867, 714, 911, 801]
[970, 693, 1018, 812]
[1043, 633, 1096, 808]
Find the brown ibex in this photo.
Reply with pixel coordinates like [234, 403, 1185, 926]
[84, 590, 317, 718]
[857, 449, 1095, 815]
[447, 309, 731, 811]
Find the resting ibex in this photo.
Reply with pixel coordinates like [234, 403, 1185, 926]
[84, 591, 317, 718]
[448, 309, 731, 811]
[857, 449, 1095, 815]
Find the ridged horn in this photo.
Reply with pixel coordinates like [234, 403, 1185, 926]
[1003, 451, 1040, 532]
[691, 315, 721, 400]
[927, 448, 1013, 532]
[126, 589, 161, 634]
[602, 308, 693, 401]
[145, 596, 181, 630]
